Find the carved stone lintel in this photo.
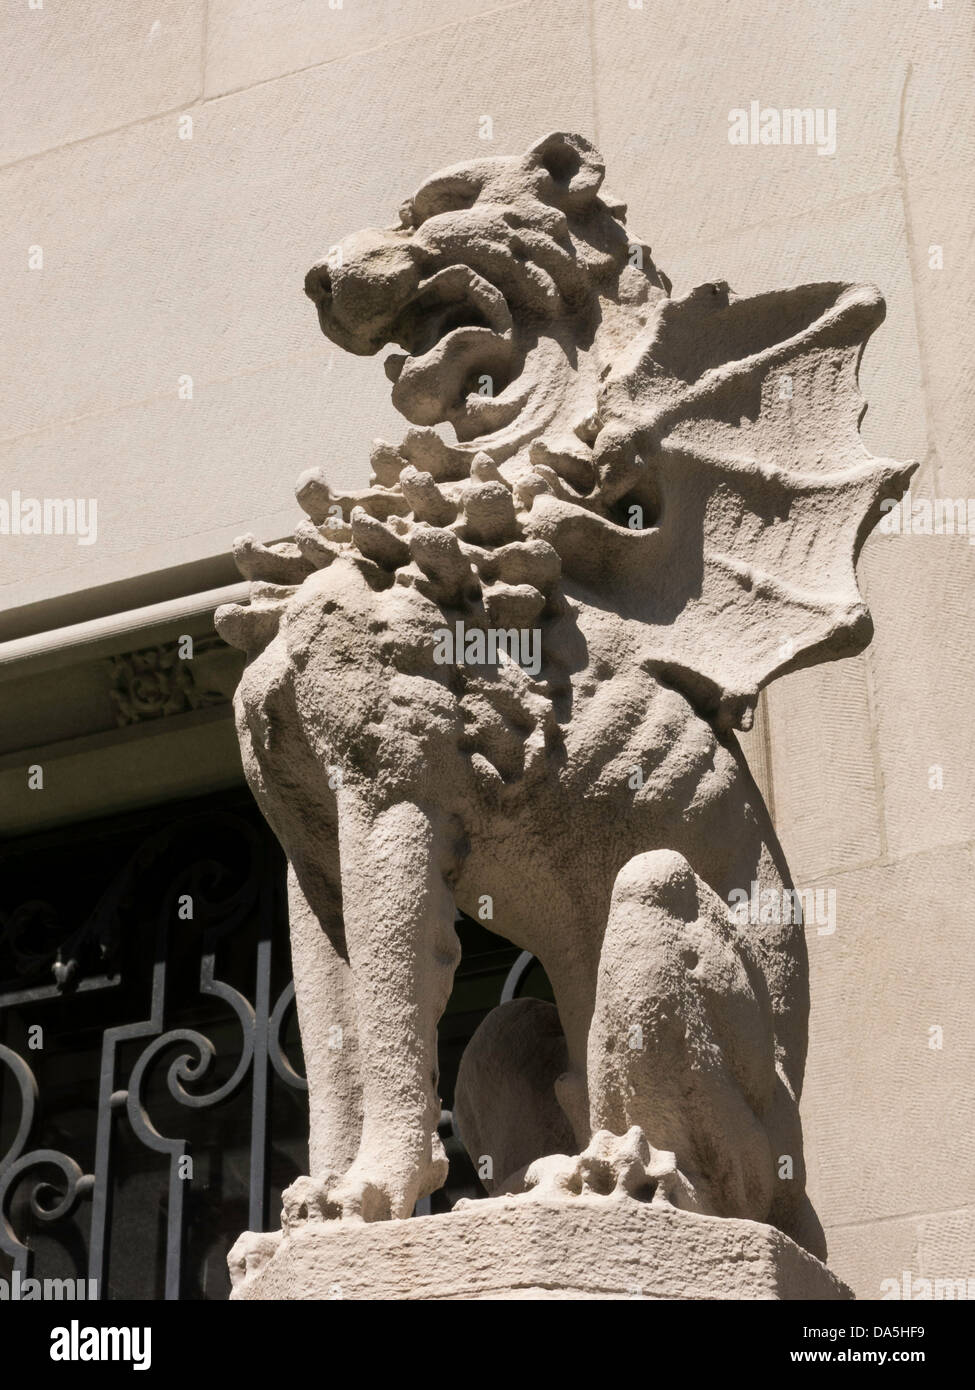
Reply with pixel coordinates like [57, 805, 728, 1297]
[107, 634, 235, 726]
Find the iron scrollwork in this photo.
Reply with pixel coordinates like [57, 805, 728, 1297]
[0, 805, 301, 1299]
[1, 800, 543, 1295]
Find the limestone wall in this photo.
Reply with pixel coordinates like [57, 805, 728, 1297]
[1, 0, 971, 1298]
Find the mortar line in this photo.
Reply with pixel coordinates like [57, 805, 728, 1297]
[587, 0, 601, 150]
[894, 59, 942, 497]
[0, 347, 330, 450]
[827, 1201, 975, 1232]
[0, 0, 531, 174]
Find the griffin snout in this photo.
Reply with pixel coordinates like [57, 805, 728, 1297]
[304, 227, 423, 356]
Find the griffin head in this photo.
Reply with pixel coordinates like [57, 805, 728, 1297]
[303, 131, 667, 447]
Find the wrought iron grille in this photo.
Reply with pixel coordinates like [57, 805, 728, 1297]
[0, 790, 550, 1299]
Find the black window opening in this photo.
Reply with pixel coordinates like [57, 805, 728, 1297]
[0, 789, 553, 1300]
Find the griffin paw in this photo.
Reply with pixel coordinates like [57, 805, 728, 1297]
[281, 1149, 446, 1227]
[280, 1169, 398, 1227]
[280, 1172, 346, 1230]
[227, 1229, 283, 1289]
[521, 1126, 703, 1210]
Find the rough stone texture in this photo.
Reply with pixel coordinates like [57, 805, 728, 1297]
[229, 1200, 852, 1301]
[216, 133, 909, 1294]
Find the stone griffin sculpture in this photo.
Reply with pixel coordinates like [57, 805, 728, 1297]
[216, 132, 913, 1289]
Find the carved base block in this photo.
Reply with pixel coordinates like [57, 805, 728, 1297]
[229, 1199, 853, 1301]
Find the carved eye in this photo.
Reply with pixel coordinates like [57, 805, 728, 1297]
[537, 140, 583, 187]
[411, 176, 482, 227]
[609, 475, 662, 532]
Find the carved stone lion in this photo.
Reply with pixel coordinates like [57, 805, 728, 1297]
[216, 133, 913, 1263]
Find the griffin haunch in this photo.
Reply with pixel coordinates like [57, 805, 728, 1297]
[431, 622, 542, 677]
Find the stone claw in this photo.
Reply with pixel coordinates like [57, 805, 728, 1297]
[281, 1173, 342, 1231]
[521, 1126, 703, 1211]
[227, 1229, 283, 1290]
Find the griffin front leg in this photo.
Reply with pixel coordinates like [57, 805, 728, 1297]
[286, 867, 361, 1177]
[278, 865, 365, 1231]
[325, 794, 461, 1221]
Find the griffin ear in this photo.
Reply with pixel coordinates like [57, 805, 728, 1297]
[527, 131, 604, 211]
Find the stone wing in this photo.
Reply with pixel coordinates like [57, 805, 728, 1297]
[592, 279, 916, 730]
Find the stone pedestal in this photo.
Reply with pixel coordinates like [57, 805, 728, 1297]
[229, 1199, 853, 1301]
